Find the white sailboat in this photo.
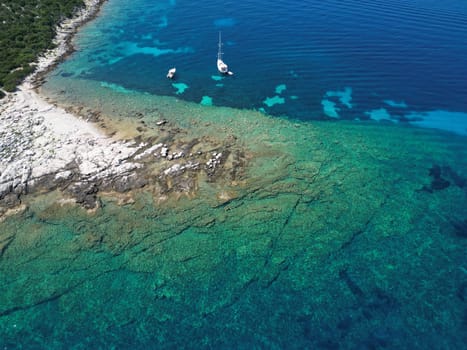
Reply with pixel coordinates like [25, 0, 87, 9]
[217, 32, 233, 75]
[166, 67, 176, 79]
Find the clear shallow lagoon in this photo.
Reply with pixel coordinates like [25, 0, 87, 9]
[2, 0, 467, 348]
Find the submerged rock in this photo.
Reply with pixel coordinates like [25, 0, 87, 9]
[0, 193, 21, 208]
[451, 219, 467, 238]
[420, 164, 451, 192]
[67, 182, 99, 209]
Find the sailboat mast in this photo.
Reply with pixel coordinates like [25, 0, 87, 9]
[217, 31, 223, 60]
[216, 31, 233, 75]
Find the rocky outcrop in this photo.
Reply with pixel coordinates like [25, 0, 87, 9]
[0, 88, 247, 216]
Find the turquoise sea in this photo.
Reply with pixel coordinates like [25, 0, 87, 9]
[2, 0, 467, 348]
[47, 0, 467, 133]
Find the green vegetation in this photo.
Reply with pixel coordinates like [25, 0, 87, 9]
[0, 0, 84, 95]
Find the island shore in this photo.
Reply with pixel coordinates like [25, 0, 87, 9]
[0, 0, 242, 218]
[0, 0, 127, 215]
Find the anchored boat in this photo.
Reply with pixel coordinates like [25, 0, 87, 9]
[217, 32, 233, 75]
[166, 67, 176, 79]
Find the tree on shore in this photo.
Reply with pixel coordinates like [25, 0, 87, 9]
[0, 0, 84, 96]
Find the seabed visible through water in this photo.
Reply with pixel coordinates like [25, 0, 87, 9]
[2, 0, 467, 345]
[1, 77, 467, 348]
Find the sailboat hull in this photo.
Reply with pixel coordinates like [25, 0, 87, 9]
[217, 59, 229, 74]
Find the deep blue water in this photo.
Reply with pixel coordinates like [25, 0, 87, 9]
[52, 0, 467, 134]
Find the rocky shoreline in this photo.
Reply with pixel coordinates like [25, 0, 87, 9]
[0, 0, 246, 218]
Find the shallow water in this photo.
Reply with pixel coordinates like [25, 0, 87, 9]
[2, 0, 467, 348]
[2, 90, 467, 347]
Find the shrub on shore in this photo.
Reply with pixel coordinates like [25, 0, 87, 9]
[0, 0, 84, 96]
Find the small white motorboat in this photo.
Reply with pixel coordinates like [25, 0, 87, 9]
[166, 67, 176, 79]
[217, 32, 233, 75]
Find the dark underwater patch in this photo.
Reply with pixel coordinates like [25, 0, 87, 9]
[60, 72, 74, 78]
[451, 219, 467, 239]
[457, 281, 467, 302]
[419, 164, 466, 193]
